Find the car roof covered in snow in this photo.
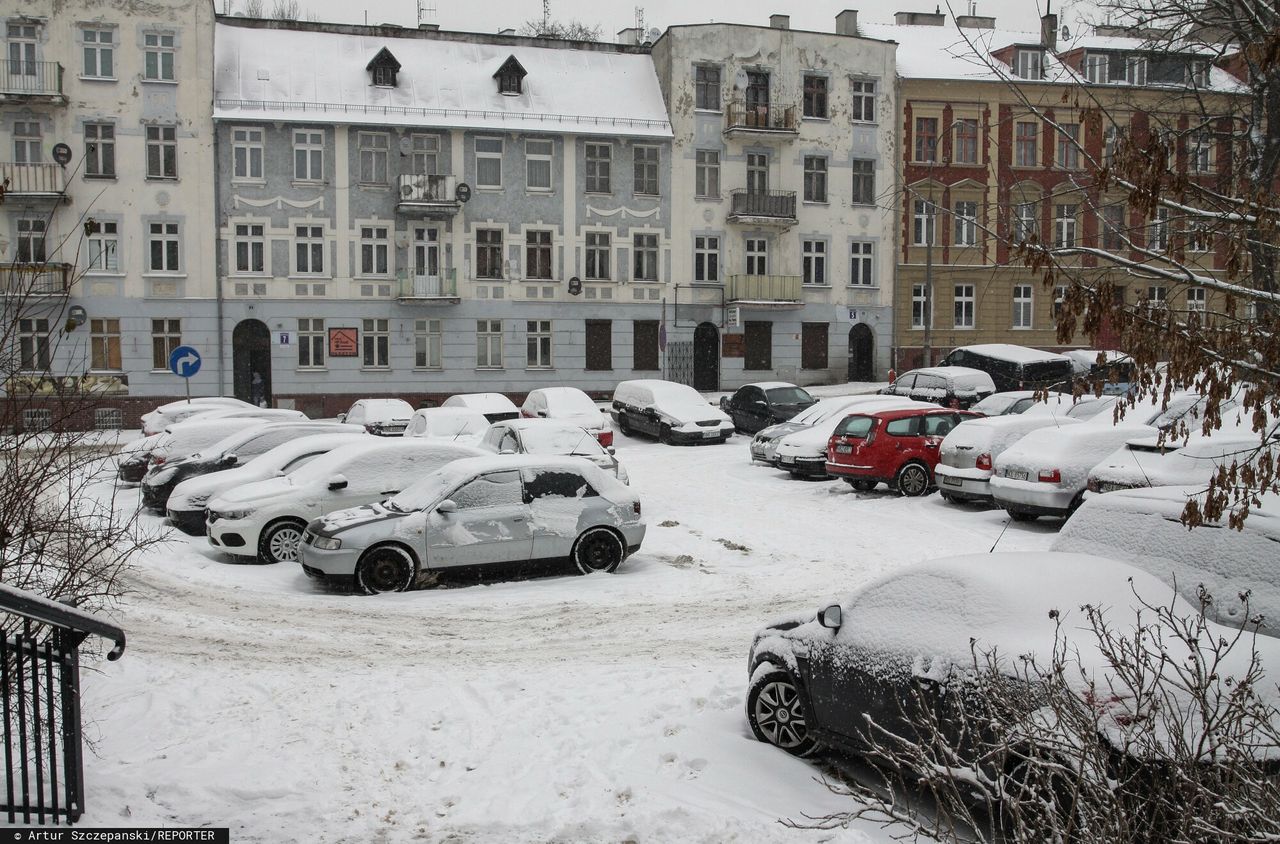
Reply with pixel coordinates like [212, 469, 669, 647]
[442, 393, 519, 412]
[954, 344, 1071, 364]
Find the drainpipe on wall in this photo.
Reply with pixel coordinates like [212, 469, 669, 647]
[213, 125, 225, 397]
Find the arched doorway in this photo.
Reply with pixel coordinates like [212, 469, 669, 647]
[232, 319, 272, 406]
[693, 322, 720, 391]
[848, 323, 874, 382]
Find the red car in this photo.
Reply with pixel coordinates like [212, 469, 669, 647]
[825, 407, 980, 496]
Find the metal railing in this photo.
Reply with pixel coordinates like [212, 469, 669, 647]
[398, 268, 458, 299]
[0, 62, 64, 98]
[729, 189, 797, 219]
[0, 163, 67, 196]
[725, 100, 797, 132]
[726, 274, 803, 302]
[1, 583, 126, 825]
[0, 264, 71, 297]
[396, 173, 458, 205]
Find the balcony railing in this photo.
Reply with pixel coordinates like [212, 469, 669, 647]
[0, 263, 71, 296]
[396, 174, 460, 216]
[0, 61, 65, 99]
[397, 268, 459, 301]
[0, 162, 67, 196]
[725, 101, 798, 135]
[726, 274, 803, 304]
[728, 189, 797, 223]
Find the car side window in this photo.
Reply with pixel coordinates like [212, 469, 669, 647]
[923, 414, 955, 437]
[481, 427, 505, 450]
[1012, 397, 1034, 414]
[524, 469, 597, 500]
[499, 431, 521, 453]
[346, 404, 365, 425]
[280, 452, 326, 473]
[892, 374, 916, 393]
[242, 429, 297, 457]
[450, 471, 524, 509]
[884, 417, 918, 437]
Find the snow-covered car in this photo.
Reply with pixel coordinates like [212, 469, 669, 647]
[166, 431, 369, 535]
[719, 382, 817, 435]
[749, 395, 927, 465]
[140, 397, 255, 435]
[117, 408, 307, 483]
[610, 379, 733, 445]
[772, 397, 927, 478]
[1054, 487, 1280, 634]
[479, 418, 627, 483]
[404, 407, 490, 445]
[520, 387, 612, 447]
[442, 392, 520, 423]
[338, 398, 414, 436]
[990, 391, 1230, 520]
[206, 440, 484, 564]
[298, 455, 646, 594]
[878, 366, 996, 409]
[1086, 419, 1277, 495]
[967, 390, 1039, 417]
[1064, 350, 1134, 396]
[940, 343, 1075, 392]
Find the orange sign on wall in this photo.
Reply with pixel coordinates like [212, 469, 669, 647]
[328, 327, 358, 357]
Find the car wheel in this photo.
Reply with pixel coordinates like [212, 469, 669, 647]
[853, 479, 876, 492]
[257, 518, 307, 564]
[356, 545, 416, 595]
[658, 424, 672, 445]
[895, 463, 931, 497]
[572, 527, 625, 574]
[747, 668, 821, 757]
[618, 414, 633, 436]
[1009, 511, 1039, 522]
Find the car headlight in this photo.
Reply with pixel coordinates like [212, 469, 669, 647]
[310, 536, 342, 551]
[216, 508, 256, 521]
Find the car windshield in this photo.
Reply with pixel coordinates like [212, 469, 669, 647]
[971, 394, 1018, 415]
[545, 390, 598, 414]
[765, 387, 812, 405]
[520, 426, 603, 456]
[386, 465, 472, 512]
[834, 416, 875, 437]
[1145, 395, 1205, 428]
[1067, 398, 1116, 419]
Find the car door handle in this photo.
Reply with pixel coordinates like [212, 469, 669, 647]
[512, 516, 525, 522]
[380, 490, 400, 496]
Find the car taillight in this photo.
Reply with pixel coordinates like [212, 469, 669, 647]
[598, 430, 613, 448]
[1038, 468, 1061, 483]
[1083, 689, 1144, 727]
[632, 500, 641, 516]
[521, 409, 536, 418]
[152, 456, 166, 466]
[976, 453, 992, 470]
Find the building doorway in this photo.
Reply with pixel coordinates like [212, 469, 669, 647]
[233, 319, 272, 406]
[848, 323, 874, 382]
[693, 322, 719, 391]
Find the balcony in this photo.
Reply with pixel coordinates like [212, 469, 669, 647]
[396, 174, 461, 218]
[0, 263, 71, 297]
[726, 274, 803, 308]
[0, 163, 68, 198]
[724, 101, 797, 139]
[0, 61, 66, 103]
[727, 190, 797, 227]
[397, 268, 459, 303]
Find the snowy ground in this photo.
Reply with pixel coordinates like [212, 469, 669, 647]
[76, 415, 1058, 842]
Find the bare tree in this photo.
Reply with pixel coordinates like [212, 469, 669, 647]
[517, 19, 603, 41]
[240, 0, 265, 18]
[269, 0, 301, 20]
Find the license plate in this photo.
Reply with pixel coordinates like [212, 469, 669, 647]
[780, 455, 795, 464]
[836, 445, 852, 454]
[703, 429, 719, 438]
[943, 476, 962, 486]
[1007, 470, 1029, 481]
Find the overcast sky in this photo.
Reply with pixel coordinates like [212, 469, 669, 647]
[265, 0, 1105, 39]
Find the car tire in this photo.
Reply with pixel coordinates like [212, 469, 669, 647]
[746, 668, 821, 757]
[618, 414, 633, 436]
[1008, 510, 1038, 522]
[571, 527, 625, 574]
[895, 462, 931, 497]
[257, 518, 308, 564]
[355, 545, 416, 595]
[853, 479, 876, 492]
[658, 424, 672, 445]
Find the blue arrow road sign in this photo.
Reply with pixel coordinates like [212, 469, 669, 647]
[168, 345, 202, 378]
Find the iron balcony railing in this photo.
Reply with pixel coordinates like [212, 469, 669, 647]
[725, 100, 798, 133]
[726, 274, 803, 303]
[0, 61, 64, 98]
[396, 173, 458, 205]
[0, 163, 67, 196]
[397, 268, 458, 299]
[729, 189, 797, 220]
[0, 264, 71, 297]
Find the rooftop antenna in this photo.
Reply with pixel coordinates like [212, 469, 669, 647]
[635, 6, 645, 35]
[968, 0, 976, 14]
[417, 0, 437, 27]
[542, 0, 550, 34]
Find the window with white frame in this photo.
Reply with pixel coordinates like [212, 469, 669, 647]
[803, 156, 828, 203]
[1015, 48, 1043, 80]
[150, 318, 180, 369]
[89, 318, 121, 371]
[1149, 208, 1170, 251]
[633, 233, 658, 281]
[947, 200, 974, 246]
[1189, 131, 1213, 173]
[84, 122, 115, 177]
[477, 319, 503, 368]
[19, 319, 50, 371]
[850, 241, 874, 286]
[745, 238, 767, 275]
[231, 127, 263, 181]
[525, 138, 553, 191]
[1126, 55, 1148, 85]
[13, 121, 40, 163]
[850, 79, 876, 122]
[1015, 122, 1038, 167]
[695, 150, 720, 198]
[145, 125, 176, 179]
[87, 220, 119, 271]
[694, 235, 719, 283]
[1054, 204, 1078, 248]
[526, 320, 552, 369]
[360, 226, 389, 275]
[234, 223, 265, 274]
[362, 318, 389, 368]
[293, 130, 323, 181]
[8, 23, 37, 76]
[1057, 123, 1080, 169]
[1053, 284, 1068, 318]
[802, 240, 826, 285]
[1013, 201, 1038, 243]
[634, 145, 659, 196]
[298, 318, 325, 368]
[142, 31, 175, 81]
[1186, 286, 1206, 313]
[1146, 285, 1167, 310]
[147, 221, 180, 272]
[358, 132, 389, 184]
[1085, 53, 1108, 83]
[912, 199, 936, 246]
[953, 118, 979, 164]
[409, 134, 438, 175]
[1102, 203, 1126, 250]
[914, 117, 938, 162]
[81, 27, 114, 78]
[585, 232, 610, 280]
[585, 143, 611, 193]
[295, 224, 324, 275]
[954, 284, 976, 328]
[1013, 284, 1033, 328]
[16, 217, 46, 263]
[850, 159, 875, 205]
[475, 137, 503, 188]
[911, 284, 930, 329]
[475, 228, 503, 278]
[525, 229, 553, 280]
[1103, 125, 1126, 165]
[1188, 221, 1211, 253]
[414, 319, 442, 369]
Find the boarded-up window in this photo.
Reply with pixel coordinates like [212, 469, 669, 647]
[744, 321, 772, 370]
[633, 320, 659, 371]
[801, 322, 828, 370]
[586, 320, 612, 371]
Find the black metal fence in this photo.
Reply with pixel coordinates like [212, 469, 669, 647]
[0, 584, 126, 825]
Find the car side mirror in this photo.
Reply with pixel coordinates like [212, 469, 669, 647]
[222, 453, 238, 466]
[336, 413, 347, 423]
[328, 474, 348, 491]
[606, 446, 616, 455]
[536, 410, 547, 418]
[818, 604, 843, 630]
[753, 399, 768, 408]
[437, 499, 457, 514]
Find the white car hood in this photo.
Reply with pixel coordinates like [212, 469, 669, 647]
[169, 465, 272, 508]
[208, 475, 298, 510]
[775, 426, 836, 455]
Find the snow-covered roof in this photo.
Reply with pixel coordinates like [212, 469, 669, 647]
[213, 22, 673, 138]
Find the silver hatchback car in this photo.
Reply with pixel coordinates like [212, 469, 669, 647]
[298, 455, 646, 594]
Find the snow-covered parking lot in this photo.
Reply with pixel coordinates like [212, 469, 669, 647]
[79, 425, 1061, 842]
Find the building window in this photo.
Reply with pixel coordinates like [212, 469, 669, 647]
[1057, 123, 1080, 170]
[801, 323, 828, 370]
[803, 156, 828, 203]
[585, 143, 611, 193]
[231, 127, 262, 181]
[585, 231, 611, 280]
[850, 241, 874, 286]
[633, 233, 658, 281]
[695, 150, 720, 198]
[1188, 221, 1211, 253]
[145, 125, 177, 179]
[912, 199, 936, 246]
[1015, 48, 1043, 80]
[87, 221, 119, 271]
[1013, 284, 1033, 328]
[293, 130, 323, 181]
[1103, 125, 1126, 165]
[372, 64, 396, 87]
[1054, 204, 1078, 248]
[914, 117, 938, 162]
[850, 159, 875, 205]
[1013, 201, 1038, 244]
[475, 137, 503, 188]
[745, 238, 767, 275]
[81, 27, 114, 78]
[1189, 131, 1213, 173]
[142, 31, 175, 81]
[1102, 204, 1126, 250]
[298, 318, 325, 368]
[694, 65, 721, 110]
[633, 320, 659, 370]
[911, 284, 930, 329]
[1053, 284, 1068, 318]
[8, 23, 37, 75]
[359, 226, 389, 276]
[525, 230, 553, 280]
[584, 320, 611, 371]
[1015, 122, 1038, 167]
[295, 224, 324, 274]
[744, 321, 772, 370]
[1126, 55, 1148, 85]
[802, 74, 828, 118]
[526, 320, 552, 369]
[746, 153, 768, 194]
[13, 121, 40, 164]
[634, 146, 659, 196]
[89, 318, 121, 371]
[234, 223, 265, 274]
[476, 228, 503, 278]
[694, 235, 719, 283]
[1149, 208, 1170, 251]
[409, 134, 438, 175]
[954, 201, 978, 246]
[525, 139, 553, 191]
[358, 132, 389, 184]
[1186, 286, 1206, 314]
[953, 118, 978, 164]
[477, 319, 503, 368]
[1146, 285, 1167, 309]
[850, 79, 876, 122]
[1085, 53, 1109, 83]
[362, 318, 389, 368]
[414, 319, 442, 369]
[19, 319, 50, 372]
[147, 221, 180, 272]
[954, 284, 975, 328]
[84, 122, 115, 178]
[151, 318, 180, 369]
[802, 240, 826, 285]
[15, 217, 46, 263]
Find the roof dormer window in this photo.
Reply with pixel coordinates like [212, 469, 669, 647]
[494, 55, 527, 96]
[366, 47, 401, 88]
[1014, 48, 1044, 80]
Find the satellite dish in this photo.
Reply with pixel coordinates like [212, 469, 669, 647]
[398, 136, 413, 156]
[1061, 24, 1071, 38]
[400, 183, 414, 196]
[647, 27, 660, 41]
[567, 276, 582, 296]
[455, 182, 472, 203]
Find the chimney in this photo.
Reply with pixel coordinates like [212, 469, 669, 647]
[616, 27, 641, 44]
[956, 14, 995, 28]
[835, 9, 859, 36]
[894, 10, 946, 26]
[1041, 1, 1058, 49]
[770, 14, 790, 29]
